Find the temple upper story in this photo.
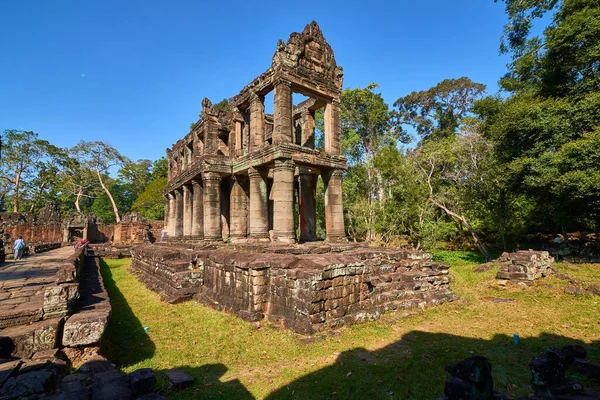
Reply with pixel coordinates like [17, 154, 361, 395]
[164, 21, 347, 244]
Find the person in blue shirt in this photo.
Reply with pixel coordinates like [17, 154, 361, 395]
[13, 236, 25, 260]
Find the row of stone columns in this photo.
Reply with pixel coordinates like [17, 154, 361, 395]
[164, 166, 344, 243]
[244, 79, 339, 154]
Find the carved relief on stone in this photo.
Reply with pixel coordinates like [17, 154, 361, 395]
[271, 21, 343, 88]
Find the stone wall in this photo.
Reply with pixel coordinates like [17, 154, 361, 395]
[131, 243, 456, 334]
[0, 247, 111, 359]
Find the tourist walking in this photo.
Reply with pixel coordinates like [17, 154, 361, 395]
[14, 236, 25, 260]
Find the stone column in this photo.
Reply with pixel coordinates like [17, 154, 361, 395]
[182, 184, 193, 238]
[273, 79, 292, 145]
[301, 109, 315, 148]
[248, 167, 269, 240]
[272, 159, 296, 243]
[163, 194, 171, 239]
[235, 119, 243, 157]
[202, 172, 222, 241]
[166, 192, 176, 239]
[299, 172, 317, 242]
[230, 175, 249, 241]
[323, 169, 346, 242]
[174, 188, 184, 238]
[250, 93, 264, 151]
[324, 100, 342, 155]
[191, 179, 204, 240]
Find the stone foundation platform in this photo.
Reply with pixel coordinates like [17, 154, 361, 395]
[131, 243, 456, 334]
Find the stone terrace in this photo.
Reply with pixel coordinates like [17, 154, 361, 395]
[0, 247, 74, 329]
[131, 242, 457, 334]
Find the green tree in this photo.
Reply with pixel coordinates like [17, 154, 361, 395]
[393, 77, 486, 142]
[71, 141, 129, 223]
[0, 130, 56, 212]
[487, 0, 600, 233]
[131, 177, 168, 220]
[340, 83, 399, 240]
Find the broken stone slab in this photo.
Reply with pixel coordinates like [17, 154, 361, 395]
[90, 370, 132, 400]
[0, 370, 54, 399]
[129, 368, 156, 397]
[78, 355, 115, 375]
[62, 310, 110, 347]
[164, 368, 194, 390]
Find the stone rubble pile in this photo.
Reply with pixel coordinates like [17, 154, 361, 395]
[495, 250, 555, 282]
[438, 345, 600, 399]
[0, 350, 189, 399]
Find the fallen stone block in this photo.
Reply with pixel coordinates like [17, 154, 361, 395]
[530, 348, 566, 388]
[0, 318, 63, 358]
[444, 356, 494, 400]
[129, 368, 156, 397]
[78, 355, 115, 375]
[62, 310, 109, 347]
[0, 370, 54, 399]
[91, 370, 132, 400]
[164, 368, 194, 390]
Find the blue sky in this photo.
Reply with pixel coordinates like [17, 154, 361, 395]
[0, 0, 512, 163]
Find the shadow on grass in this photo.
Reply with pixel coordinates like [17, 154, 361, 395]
[99, 258, 156, 367]
[141, 331, 600, 400]
[262, 331, 600, 400]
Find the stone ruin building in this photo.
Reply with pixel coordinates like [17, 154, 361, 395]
[132, 22, 457, 334]
[163, 20, 345, 244]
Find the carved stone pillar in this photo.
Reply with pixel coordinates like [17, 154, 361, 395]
[191, 179, 204, 239]
[249, 93, 264, 152]
[202, 172, 222, 241]
[324, 100, 342, 155]
[323, 169, 346, 242]
[166, 192, 176, 239]
[299, 172, 317, 242]
[182, 184, 193, 238]
[248, 167, 269, 240]
[301, 109, 315, 148]
[272, 159, 296, 243]
[230, 175, 249, 240]
[174, 188, 184, 238]
[273, 79, 292, 145]
[234, 119, 243, 157]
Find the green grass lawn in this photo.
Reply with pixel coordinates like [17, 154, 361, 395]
[99, 253, 600, 399]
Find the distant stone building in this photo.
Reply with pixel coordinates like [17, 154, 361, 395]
[164, 21, 346, 243]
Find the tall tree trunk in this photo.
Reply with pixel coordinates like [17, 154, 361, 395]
[365, 149, 375, 241]
[13, 170, 21, 212]
[75, 187, 82, 213]
[96, 169, 121, 223]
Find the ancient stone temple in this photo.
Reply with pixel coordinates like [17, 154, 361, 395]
[164, 21, 346, 243]
[132, 22, 457, 334]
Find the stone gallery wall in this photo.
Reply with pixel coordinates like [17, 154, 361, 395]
[131, 243, 456, 334]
